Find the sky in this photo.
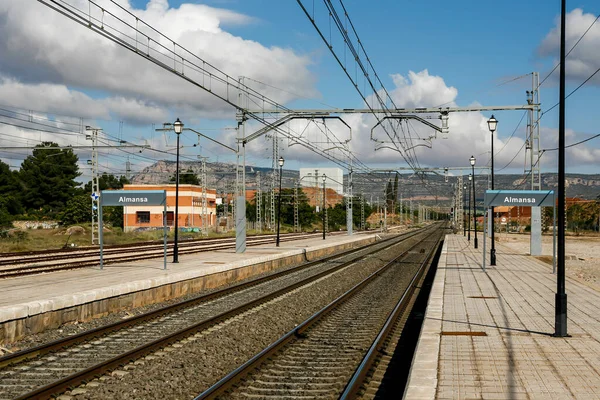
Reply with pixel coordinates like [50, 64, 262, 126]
[0, 0, 599, 186]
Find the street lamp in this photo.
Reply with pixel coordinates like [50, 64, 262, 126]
[463, 184, 467, 236]
[470, 155, 478, 249]
[487, 115, 498, 265]
[276, 157, 284, 247]
[467, 175, 472, 242]
[322, 174, 326, 240]
[172, 117, 183, 263]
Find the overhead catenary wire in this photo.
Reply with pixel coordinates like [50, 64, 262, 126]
[296, 0, 422, 171]
[37, 0, 361, 172]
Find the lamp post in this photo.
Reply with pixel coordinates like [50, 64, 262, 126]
[172, 118, 183, 263]
[468, 175, 472, 242]
[322, 174, 326, 240]
[487, 115, 498, 265]
[276, 157, 284, 247]
[470, 155, 478, 249]
[463, 184, 467, 236]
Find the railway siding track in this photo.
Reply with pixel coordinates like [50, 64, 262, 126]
[0, 231, 357, 278]
[0, 228, 428, 400]
[196, 226, 444, 400]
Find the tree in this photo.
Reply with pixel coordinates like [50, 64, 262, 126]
[251, 188, 316, 230]
[78, 174, 130, 229]
[0, 207, 11, 228]
[18, 142, 81, 216]
[285, 188, 317, 228]
[0, 159, 18, 195]
[60, 194, 92, 225]
[386, 179, 394, 208]
[84, 173, 130, 193]
[170, 168, 200, 185]
[246, 200, 256, 223]
[326, 203, 346, 231]
[0, 160, 23, 220]
[103, 206, 124, 229]
[351, 195, 373, 228]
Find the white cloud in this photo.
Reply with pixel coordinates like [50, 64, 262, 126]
[240, 69, 536, 173]
[538, 127, 600, 170]
[538, 8, 600, 85]
[102, 97, 168, 124]
[0, 78, 110, 120]
[0, 0, 316, 122]
[350, 70, 528, 171]
[390, 70, 458, 108]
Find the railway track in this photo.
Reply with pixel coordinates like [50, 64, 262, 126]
[0, 230, 360, 279]
[0, 226, 428, 400]
[196, 225, 444, 400]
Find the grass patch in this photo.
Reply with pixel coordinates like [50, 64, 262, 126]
[0, 225, 286, 253]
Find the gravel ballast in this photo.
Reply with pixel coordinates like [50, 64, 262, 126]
[70, 232, 435, 400]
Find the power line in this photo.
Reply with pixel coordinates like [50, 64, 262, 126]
[497, 141, 527, 172]
[538, 13, 600, 88]
[542, 133, 600, 151]
[542, 66, 600, 116]
[433, 73, 532, 109]
[494, 111, 527, 158]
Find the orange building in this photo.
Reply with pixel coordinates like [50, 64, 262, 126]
[122, 184, 217, 232]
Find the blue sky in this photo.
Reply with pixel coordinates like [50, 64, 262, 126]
[0, 0, 598, 183]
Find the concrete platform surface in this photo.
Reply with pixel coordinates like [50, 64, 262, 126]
[405, 234, 600, 399]
[0, 232, 377, 324]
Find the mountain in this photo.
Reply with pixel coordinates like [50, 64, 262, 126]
[130, 161, 600, 203]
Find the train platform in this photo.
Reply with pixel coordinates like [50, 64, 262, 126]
[0, 231, 383, 343]
[405, 233, 600, 399]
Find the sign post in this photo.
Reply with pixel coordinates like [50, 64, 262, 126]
[484, 190, 555, 273]
[99, 190, 168, 270]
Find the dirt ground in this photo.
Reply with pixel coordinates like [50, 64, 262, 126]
[497, 233, 600, 291]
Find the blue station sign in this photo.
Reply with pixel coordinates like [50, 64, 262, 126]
[100, 190, 166, 206]
[484, 190, 555, 207]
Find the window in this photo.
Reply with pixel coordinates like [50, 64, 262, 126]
[136, 211, 150, 224]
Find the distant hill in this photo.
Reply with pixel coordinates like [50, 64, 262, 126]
[131, 161, 600, 203]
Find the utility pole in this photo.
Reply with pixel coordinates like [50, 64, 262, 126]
[527, 72, 543, 256]
[346, 166, 353, 235]
[555, 0, 567, 337]
[200, 156, 208, 236]
[230, 180, 235, 231]
[294, 180, 299, 232]
[314, 169, 320, 212]
[384, 205, 387, 231]
[360, 193, 365, 230]
[125, 156, 131, 180]
[86, 126, 100, 245]
[256, 171, 262, 232]
[269, 133, 278, 232]
[399, 193, 403, 225]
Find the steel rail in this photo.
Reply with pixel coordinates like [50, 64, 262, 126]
[2, 229, 417, 368]
[339, 226, 445, 399]
[194, 225, 441, 399]
[0, 231, 367, 278]
[0, 231, 342, 262]
[2, 229, 426, 399]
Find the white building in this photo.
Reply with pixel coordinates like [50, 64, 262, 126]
[299, 167, 344, 194]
